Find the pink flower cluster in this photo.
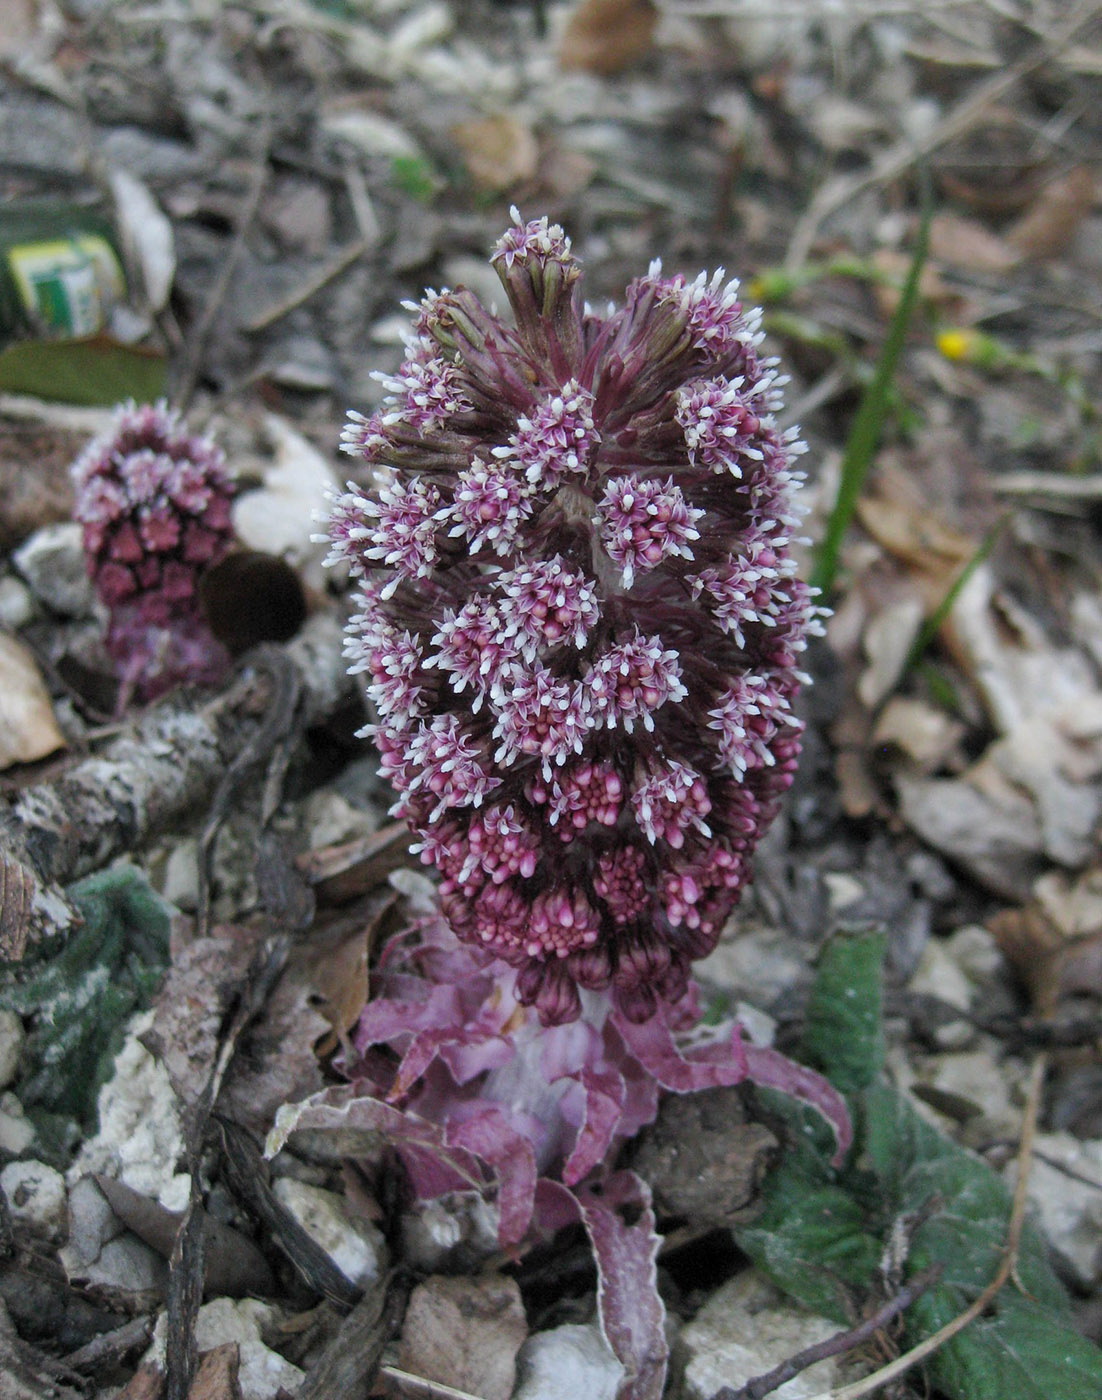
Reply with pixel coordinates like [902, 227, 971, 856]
[327, 211, 823, 1026]
[72, 401, 234, 700]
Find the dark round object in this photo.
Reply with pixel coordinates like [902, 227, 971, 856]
[200, 549, 307, 655]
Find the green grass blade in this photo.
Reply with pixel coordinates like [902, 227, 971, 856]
[810, 208, 931, 598]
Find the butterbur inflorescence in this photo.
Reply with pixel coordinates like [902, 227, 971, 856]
[326, 211, 824, 1026]
[73, 401, 234, 701]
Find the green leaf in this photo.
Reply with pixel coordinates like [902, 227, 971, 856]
[863, 1083, 1102, 1400]
[391, 155, 439, 203]
[911, 1284, 1102, 1400]
[0, 865, 171, 1127]
[803, 926, 886, 1093]
[0, 335, 166, 405]
[735, 1152, 882, 1324]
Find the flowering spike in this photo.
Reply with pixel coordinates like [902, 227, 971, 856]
[325, 216, 819, 1024]
[72, 400, 234, 701]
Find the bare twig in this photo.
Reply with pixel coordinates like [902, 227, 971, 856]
[800, 1051, 1049, 1400]
[174, 130, 272, 411]
[715, 1264, 943, 1400]
[196, 644, 302, 936]
[784, 3, 1102, 268]
[379, 1365, 489, 1400]
[298, 1271, 411, 1400]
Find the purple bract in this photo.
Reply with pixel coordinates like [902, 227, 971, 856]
[326, 211, 824, 1026]
[72, 401, 234, 701]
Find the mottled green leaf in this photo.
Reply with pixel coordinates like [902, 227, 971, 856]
[0, 864, 171, 1126]
[735, 1151, 881, 1324]
[803, 926, 886, 1093]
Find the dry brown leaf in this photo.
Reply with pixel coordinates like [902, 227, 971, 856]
[870, 247, 958, 317]
[217, 943, 329, 1137]
[397, 1275, 528, 1400]
[144, 925, 268, 1111]
[990, 890, 1102, 1016]
[0, 852, 36, 962]
[450, 115, 539, 194]
[854, 488, 974, 580]
[93, 1175, 274, 1298]
[928, 210, 1019, 274]
[188, 1345, 242, 1400]
[871, 696, 966, 771]
[309, 891, 396, 1057]
[0, 631, 66, 770]
[296, 821, 412, 905]
[116, 1365, 165, 1400]
[1006, 166, 1096, 261]
[559, 0, 658, 76]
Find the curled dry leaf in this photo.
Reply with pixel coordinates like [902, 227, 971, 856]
[871, 695, 966, 772]
[1006, 166, 1096, 261]
[928, 210, 1019, 274]
[450, 114, 539, 193]
[0, 631, 66, 770]
[992, 866, 1102, 1015]
[308, 891, 397, 1059]
[559, 0, 658, 76]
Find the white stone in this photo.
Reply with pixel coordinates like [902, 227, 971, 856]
[0, 1093, 35, 1155]
[944, 924, 1004, 984]
[697, 926, 810, 1011]
[12, 522, 96, 618]
[909, 939, 975, 1048]
[676, 1272, 844, 1400]
[159, 836, 200, 911]
[401, 1190, 500, 1272]
[0, 576, 35, 629]
[915, 1046, 1022, 1138]
[301, 789, 379, 851]
[822, 872, 865, 913]
[231, 416, 341, 593]
[272, 1179, 386, 1291]
[1009, 1132, 1102, 1288]
[70, 1011, 184, 1202]
[910, 939, 972, 1013]
[0, 1010, 25, 1090]
[0, 1160, 67, 1242]
[513, 1323, 624, 1400]
[60, 1174, 168, 1296]
[146, 1298, 305, 1400]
